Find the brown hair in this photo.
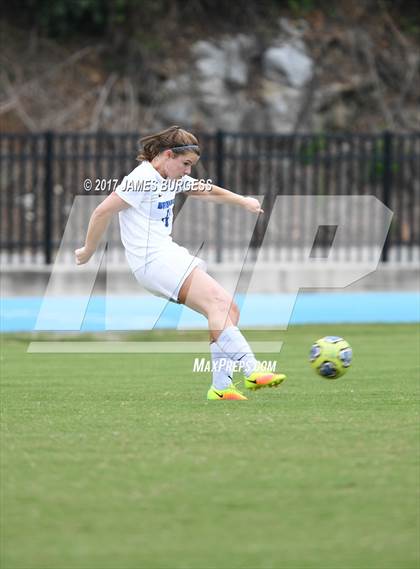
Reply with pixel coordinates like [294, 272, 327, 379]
[137, 125, 200, 162]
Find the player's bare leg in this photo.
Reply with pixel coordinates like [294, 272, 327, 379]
[178, 268, 286, 398]
[178, 267, 246, 398]
[178, 267, 239, 342]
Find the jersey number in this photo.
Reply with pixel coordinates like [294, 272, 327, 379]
[161, 208, 172, 228]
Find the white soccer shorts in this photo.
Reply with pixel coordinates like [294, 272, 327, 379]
[133, 243, 207, 303]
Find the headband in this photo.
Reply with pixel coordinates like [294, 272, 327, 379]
[170, 144, 200, 151]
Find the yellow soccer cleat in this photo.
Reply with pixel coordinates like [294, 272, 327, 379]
[207, 384, 248, 400]
[244, 370, 287, 391]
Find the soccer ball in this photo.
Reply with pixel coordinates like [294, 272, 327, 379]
[309, 336, 352, 379]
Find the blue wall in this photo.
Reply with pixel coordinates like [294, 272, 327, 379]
[1, 292, 418, 332]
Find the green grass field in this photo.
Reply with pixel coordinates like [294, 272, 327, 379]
[1, 324, 419, 569]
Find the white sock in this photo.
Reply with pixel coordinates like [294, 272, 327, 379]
[215, 326, 258, 377]
[210, 341, 233, 390]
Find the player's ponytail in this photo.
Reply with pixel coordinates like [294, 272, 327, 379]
[137, 125, 200, 162]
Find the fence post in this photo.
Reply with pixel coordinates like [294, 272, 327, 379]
[381, 130, 392, 262]
[215, 130, 224, 262]
[44, 131, 53, 264]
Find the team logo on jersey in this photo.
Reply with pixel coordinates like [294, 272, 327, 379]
[157, 199, 175, 210]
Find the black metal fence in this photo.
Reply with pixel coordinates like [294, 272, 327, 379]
[0, 131, 419, 264]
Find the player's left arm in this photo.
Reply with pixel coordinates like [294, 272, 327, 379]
[188, 182, 264, 214]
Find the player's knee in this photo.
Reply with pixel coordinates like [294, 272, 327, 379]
[208, 291, 234, 317]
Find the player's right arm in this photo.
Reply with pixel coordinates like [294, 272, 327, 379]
[75, 192, 130, 265]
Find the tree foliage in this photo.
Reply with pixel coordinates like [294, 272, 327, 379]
[5, 0, 417, 39]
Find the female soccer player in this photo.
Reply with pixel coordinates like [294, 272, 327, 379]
[75, 126, 286, 400]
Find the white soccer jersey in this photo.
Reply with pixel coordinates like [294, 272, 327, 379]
[115, 161, 195, 271]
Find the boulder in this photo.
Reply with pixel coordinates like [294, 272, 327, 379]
[263, 42, 313, 88]
[191, 35, 255, 130]
[160, 74, 201, 125]
[193, 35, 253, 88]
[261, 78, 302, 131]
